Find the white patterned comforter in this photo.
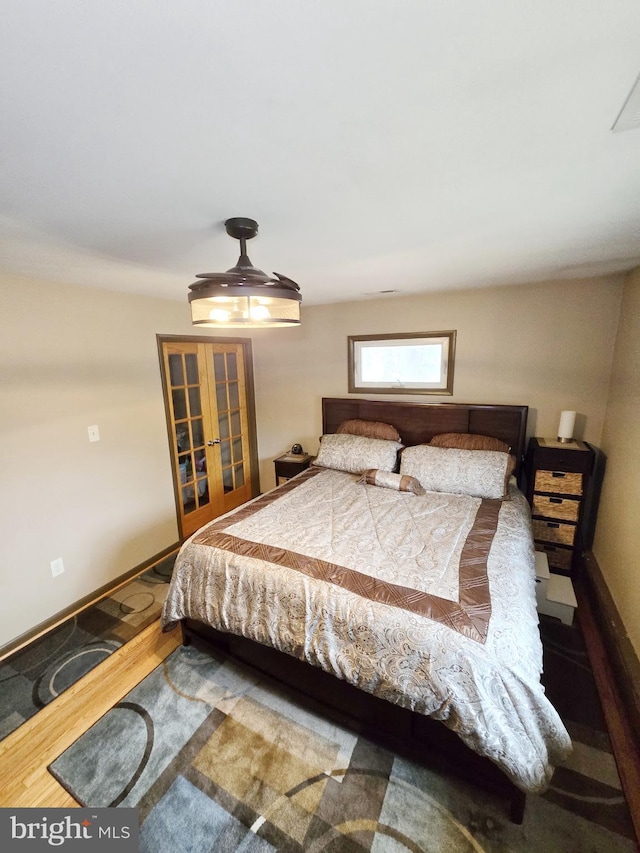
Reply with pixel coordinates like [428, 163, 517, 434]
[162, 467, 571, 792]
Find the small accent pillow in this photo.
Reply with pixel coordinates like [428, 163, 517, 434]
[313, 433, 403, 474]
[336, 418, 402, 442]
[358, 469, 426, 495]
[429, 432, 511, 453]
[400, 445, 512, 500]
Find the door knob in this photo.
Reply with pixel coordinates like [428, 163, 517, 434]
[207, 439, 221, 446]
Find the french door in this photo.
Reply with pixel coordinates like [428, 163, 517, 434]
[159, 337, 258, 538]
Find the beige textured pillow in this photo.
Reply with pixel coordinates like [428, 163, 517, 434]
[357, 469, 426, 495]
[429, 433, 516, 489]
[313, 433, 403, 474]
[429, 432, 511, 453]
[337, 418, 402, 442]
[400, 445, 512, 499]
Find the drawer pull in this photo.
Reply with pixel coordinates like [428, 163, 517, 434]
[546, 522, 560, 529]
[552, 472, 566, 478]
[550, 497, 563, 504]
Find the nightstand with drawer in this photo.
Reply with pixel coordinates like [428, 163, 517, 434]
[274, 453, 313, 485]
[525, 437, 595, 576]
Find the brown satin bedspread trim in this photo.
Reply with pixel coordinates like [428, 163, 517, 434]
[193, 467, 499, 643]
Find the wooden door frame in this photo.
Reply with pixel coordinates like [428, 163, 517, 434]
[157, 334, 260, 539]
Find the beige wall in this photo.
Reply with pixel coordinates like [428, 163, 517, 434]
[252, 276, 624, 490]
[0, 270, 627, 649]
[0, 274, 212, 647]
[593, 268, 640, 656]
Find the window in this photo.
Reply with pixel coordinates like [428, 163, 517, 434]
[348, 331, 456, 395]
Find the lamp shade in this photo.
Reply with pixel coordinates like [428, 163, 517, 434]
[557, 410, 576, 443]
[188, 218, 302, 328]
[189, 282, 301, 328]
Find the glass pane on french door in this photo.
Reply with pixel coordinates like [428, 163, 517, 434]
[211, 350, 246, 495]
[166, 351, 210, 517]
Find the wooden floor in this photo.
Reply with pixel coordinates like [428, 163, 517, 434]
[0, 601, 638, 849]
[0, 620, 180, 807]
[574, 583, 640, 848]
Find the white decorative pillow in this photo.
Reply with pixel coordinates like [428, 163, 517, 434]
[399, 445, 511, 499]
[312, 433, 403, 474]
[357, 469, 425, 495]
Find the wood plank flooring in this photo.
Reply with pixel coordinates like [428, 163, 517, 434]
[574, 581, 640, 848]
[0, 620, 180, 807]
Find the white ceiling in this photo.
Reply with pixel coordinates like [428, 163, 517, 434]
[2, 1, 640, 307]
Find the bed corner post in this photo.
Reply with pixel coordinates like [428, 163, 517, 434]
[180, 620, 192, 647]
[510, 789, 526, 824]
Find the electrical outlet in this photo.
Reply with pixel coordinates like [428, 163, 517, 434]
[50, 558, 65, 577]
[88, 425, 100, 442]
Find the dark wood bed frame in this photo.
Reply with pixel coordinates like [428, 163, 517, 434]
[182, 398, 530, 823]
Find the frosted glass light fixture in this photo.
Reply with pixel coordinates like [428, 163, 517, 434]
[188, 218, 302, 328]
[557, 410, 576, 443]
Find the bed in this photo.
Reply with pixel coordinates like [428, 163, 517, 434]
[161, 398, 571, 823]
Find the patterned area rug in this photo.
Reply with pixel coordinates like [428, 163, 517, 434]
[0, 554, 176, 740]
[49, 616, 635, 852]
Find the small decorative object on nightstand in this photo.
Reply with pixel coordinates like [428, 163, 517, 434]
[525, 437, 595, 577]
[274, 451, 313, 484]
[557, 410, 576, 444]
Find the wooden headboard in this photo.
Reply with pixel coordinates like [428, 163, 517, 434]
[322, 398, 529, 480]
